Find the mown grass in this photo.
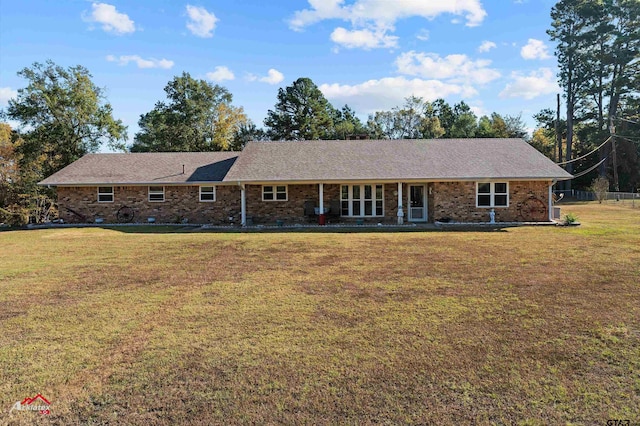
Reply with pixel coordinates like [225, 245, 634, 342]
[1, 202, 639, 425]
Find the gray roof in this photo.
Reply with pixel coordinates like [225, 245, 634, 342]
[223, 139, 572, 182]
[39, 139, 572, 186]
[39, 152, 238, 186]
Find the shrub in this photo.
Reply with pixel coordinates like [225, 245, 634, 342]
[564, 212, 578, 225]
[590, 177, 609, 204]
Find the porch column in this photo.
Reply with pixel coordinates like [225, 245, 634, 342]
[397, 182, 404, 225]
[318, 183, 325, 225]
[240, 183, 246, 226]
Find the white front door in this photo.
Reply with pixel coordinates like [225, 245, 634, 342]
[408, 185, 427, 222]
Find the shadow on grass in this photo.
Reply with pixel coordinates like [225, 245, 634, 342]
[102, 225, 510, 234]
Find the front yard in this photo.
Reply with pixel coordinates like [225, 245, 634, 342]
[1, 202, 638, 424]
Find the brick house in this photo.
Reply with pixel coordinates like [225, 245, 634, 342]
[39, 139, 572, 225]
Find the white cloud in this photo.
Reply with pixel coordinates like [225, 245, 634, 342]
[247, 69, 285, 85]
[330, 27, 398, 49]
[106, 55, 174, 69]
[83, 3, 135, 35]
[499, 68, 559, 99]
[206, 66, 235, 82]
[0, 87, 17, 106]
[416, 29, 430, 41]
[261, 69, 284, 85]
[521, 38, 551, 60]
[478, 41, 496, 53]
[395, 51, 501, 85]
[319, 77, 477, 114]
[186, 5, 218, 38]
[289, 0, 487, 30]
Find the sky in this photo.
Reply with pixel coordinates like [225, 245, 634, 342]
[0, 0, 562, 148]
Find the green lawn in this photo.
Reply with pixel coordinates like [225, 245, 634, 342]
[1, 202, 639, 425]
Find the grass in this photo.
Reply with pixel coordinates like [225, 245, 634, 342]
[1, 202, 639, 425]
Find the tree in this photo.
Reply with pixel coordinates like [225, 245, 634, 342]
[590, 176, 609, 202]
[477, 113, 509, 138]
[449, 101, 477, 138]
[548, 0, 591, 189]
[504, 114, 529, 139]
[131, 72, 248, 152]
[332, 105, 366, 139]
[366, 96, 444, 140]
[264, 77, 335, 140]
[4, 60, 127, 178]
[231, 121, 268, 150]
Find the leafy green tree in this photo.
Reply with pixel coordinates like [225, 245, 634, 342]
[264, 77, 335, 140]
[231, 121, 268, 150]
[131, 72, 248, 152]
[332, 105, 366, 139]
[449, 101, 477, 138]
[477, 113, 509, 138]
[432, 99, 456, 136]
[4, 60, 127, 178]
[366, 96, 444, 140]
[504, 114, 529, 139]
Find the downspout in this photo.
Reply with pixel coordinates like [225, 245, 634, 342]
[548, 180, 555, 221]
[239, 182, 246, 226]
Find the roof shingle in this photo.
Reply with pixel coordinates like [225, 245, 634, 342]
[223, 139, 572, 182]
[39, 152, 238, 185]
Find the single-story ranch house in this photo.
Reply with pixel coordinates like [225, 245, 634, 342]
[39, 138, 572, 225]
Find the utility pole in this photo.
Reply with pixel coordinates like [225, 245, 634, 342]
[610, 116, 619, 192]
[556, 94, 561, 163]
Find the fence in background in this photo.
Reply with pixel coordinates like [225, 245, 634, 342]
[553, 190, 639, 206]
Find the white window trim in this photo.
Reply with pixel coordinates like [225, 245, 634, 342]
[476, 182, 509, 208]
[199, 185, 216, 202]
[340, 184, 384, 217]
[148, 186, 165, 203]
[97, 186, 114, 203]
[262, 185, 288, 201]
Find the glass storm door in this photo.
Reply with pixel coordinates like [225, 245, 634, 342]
[409, 185, 426, 222]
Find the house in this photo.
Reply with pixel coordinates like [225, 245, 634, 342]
[39, 138, 572, 225]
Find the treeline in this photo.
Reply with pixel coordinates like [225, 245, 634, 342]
[538, 0, 639, 191]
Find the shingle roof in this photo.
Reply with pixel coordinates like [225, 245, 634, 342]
[39, 139, 572, 186]
[39, 152, 238, 185]
[223, 139, 572, 182]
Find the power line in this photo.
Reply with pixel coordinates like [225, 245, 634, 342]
[571, 155, 609, 179]
[556, 136, 611, 165]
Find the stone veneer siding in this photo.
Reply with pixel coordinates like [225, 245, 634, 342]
[432, 180, 550, 222]
[57, 185, 241, 224]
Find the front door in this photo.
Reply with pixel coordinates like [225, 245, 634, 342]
[408, 185, 427, 222]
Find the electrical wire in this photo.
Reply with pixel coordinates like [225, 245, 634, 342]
[556, 136, 611, 165]
[571, 155, 609, 179]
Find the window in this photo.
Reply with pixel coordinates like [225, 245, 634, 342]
[476, 182, 508, 207]
[199, 186, 216, 202]
[97, 186, 113, 202]
[148, 186, 165, 202]
[263, 185, 287, 201]
[341, 184, 384, 217]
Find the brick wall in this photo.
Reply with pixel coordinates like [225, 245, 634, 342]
[57, 180, 551, 225]
[57, 185, 241, 224]
[432, 180, 550, 222]
[244, 184, 341, 224]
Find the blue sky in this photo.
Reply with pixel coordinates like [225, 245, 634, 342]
[1, 0, 561, 146]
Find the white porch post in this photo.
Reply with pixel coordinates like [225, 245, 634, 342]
[240, 183, 246, 226]
[318, 183, 325, 225]
[397, 182, 404, 225]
